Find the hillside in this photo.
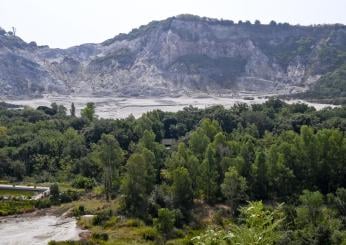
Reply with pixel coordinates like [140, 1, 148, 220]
[0, 14, 345, 98]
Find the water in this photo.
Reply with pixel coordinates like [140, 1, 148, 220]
[4, 95, 339, 119]
[0, 215, 83, 245]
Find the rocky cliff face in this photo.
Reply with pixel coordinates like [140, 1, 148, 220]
[0, 15, 345, 97]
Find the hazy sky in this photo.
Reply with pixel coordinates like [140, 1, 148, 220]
[1, 0, 346, 48]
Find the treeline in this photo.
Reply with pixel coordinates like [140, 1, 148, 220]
[0, 99, 345, 244]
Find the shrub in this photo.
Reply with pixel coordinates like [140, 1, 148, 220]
[60, 190, 79, 203]
[35, 199, 52, 209]
[104, 216, 120, 228]
[92, 209, 112, 226]
[72, 205, 85, 217]
[120, 218, 144, 227]
[138, 227, 159, 241]
[154, 208, 176, 236]
[50, 183, 60, 201]
[72, 176, 95, 190]
[92, 232, 109, 241]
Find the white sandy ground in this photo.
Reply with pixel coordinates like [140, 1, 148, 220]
[4, 95, 339, 119]
[0, 215, 83, 245]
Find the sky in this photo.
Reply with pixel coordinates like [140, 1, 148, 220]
[1, 0, 346, 48]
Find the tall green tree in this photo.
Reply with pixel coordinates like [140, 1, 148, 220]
[154, 208, 176, 240]
[70, 102, 76, 117]
[81, 102, 96, 122]
[189, 129, 210, 159]
[95, 134, 124, 200]
[221, 167, 248, 214]
[171, 167, 194, 211]
[120, 152, 155, 217]
[251, 150, 268, 199]
[199, 144, 219, 203]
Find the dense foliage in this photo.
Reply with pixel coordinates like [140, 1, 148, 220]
[0, 99, 345, 244]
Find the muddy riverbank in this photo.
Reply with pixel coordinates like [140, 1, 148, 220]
[0, 214, 85, 245]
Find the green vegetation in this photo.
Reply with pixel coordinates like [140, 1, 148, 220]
[0, 189, 36, 197]
[0, 99, 346, 244]
[304, 64, 346, 102]
[0, 200, 35, 215]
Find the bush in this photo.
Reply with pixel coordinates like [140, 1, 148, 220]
[154, 208, 176, 236]
[120, 218, 144, 227]
[60, 190, 79, 203]
[92, 232, 109, 241]
[50, 183, 60, 201]
[0, 200, 35, 215]
[72, 176, 95, 190]
[72, 205, 85, 217]
[92, 209, 112, 226]
[104, 216, 120, 228]
[34, 199, 52, 209]
[138, 227, 159, 241]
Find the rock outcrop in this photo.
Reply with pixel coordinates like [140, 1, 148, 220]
[0, 15, 345, 97]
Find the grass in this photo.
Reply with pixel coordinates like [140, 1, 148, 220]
[91, 223, 158, 245]
[69, 197, 159, 245]
[0, 200, 35, 216]
[67, 196, 227, 245]
[0, 189, 37, 197]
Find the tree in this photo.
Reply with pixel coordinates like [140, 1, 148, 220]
[293, 190, 345, 244]
[50, 183, 60, 202]
[10, 160, 26, 180]
[266, 145, 295, 198]
[251, 151, 268, 199]
[270, 20, 277, 26]
[199, 145, 219, 202]
[51, 102, 58, 115]
[57, 105, 67, 117]
[120, 153, 154, 217]
[171, 167, 194, 211]
[81, 102, 96, 122]
[221, 167, 248, 214]
[11, 27, 16, 36]
[62, 128, 86, 159]
[192, 201, 284, 245]
[0, 126, 7, 138]
[154, 208, 175, 239]
[70, 103, 76, 117]
[200, 118, 221, 140]
[95, 134, 124, 200]
[138, 129, 166, 179]
[296, 190, 324, 226]
[230, 202, 284, 245]
[189, 129, 210, 159]
[239, 139, 256, 178]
